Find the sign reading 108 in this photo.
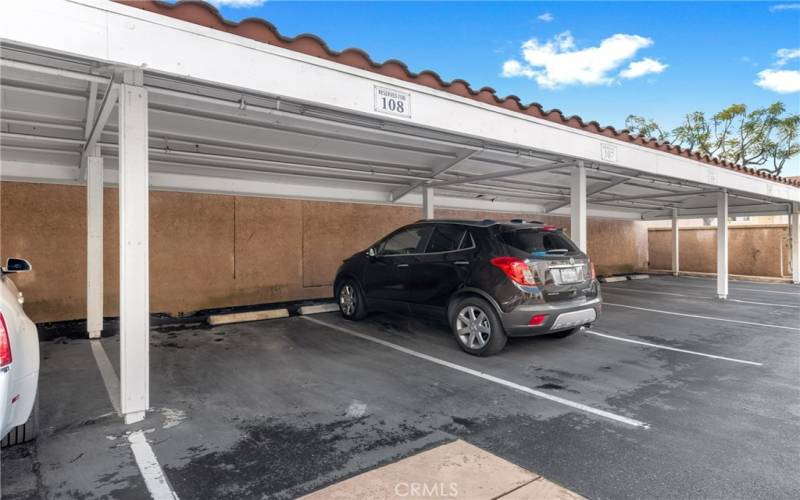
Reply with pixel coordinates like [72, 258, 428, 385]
[374, 86, 411, 118]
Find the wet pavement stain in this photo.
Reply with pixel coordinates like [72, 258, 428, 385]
[165, 414, 431, 499]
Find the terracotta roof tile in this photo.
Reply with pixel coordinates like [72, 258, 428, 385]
[115, 0, 800, 189]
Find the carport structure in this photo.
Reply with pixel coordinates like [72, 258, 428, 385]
[1, 0, 799, 425]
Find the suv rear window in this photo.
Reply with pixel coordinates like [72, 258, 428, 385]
[499, 229, 579, 255]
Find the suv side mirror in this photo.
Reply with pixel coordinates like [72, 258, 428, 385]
[2, 258, 32, 273]
[366, 247, 377, 259]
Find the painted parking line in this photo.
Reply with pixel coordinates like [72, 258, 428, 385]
[586, 330, 763, 366]
[604, 303, 800, 332]
[664, 282, 800, 296]
[90, 340, 181, 500]
[303, 315, 649, 429]
[128, 431, 181, 500]
[90, 340, 121, 415]
[603, 286, 800, 309]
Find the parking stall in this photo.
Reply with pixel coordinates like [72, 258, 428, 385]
[1, 1, 800, 498]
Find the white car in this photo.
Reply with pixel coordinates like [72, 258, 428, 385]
[0, 258, 39, 447]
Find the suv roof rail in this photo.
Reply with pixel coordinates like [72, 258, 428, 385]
[414, 218, 499, 226]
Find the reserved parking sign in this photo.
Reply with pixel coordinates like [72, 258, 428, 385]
[374, 85, 411, 118]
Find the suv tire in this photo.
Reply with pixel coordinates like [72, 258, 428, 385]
[336, 279, 368, 320]
[450, 296, 507, 356]
[1, 392, 39, 448]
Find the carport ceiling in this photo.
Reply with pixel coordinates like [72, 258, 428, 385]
[0, 42, 796, 220]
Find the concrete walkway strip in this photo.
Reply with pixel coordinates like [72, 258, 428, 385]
[299, 303, 340, 315]
[301, 439, 583, 500]
[207, 308, 289, 325]
[603, 286, 800, 308]
[604, 302, 800, 332]
[303, 316, 649, 429]
[586, 330, 763, 366]
[128, 431, 181, 500]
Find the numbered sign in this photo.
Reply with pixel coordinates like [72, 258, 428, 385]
[374, 86, 411, 118]
[600, 143, 618, 163]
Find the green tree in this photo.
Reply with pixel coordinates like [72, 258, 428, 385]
[625, 102, 799, 176]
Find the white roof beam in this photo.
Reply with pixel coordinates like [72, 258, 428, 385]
[391, 149, 478, 202]
[82, 80, 99, 139]
[544, 173, 640, 213]
[425, 160, 576, 189]
[593, 188, 719, 204]
[79, 80, 118, 180]
[0, 58, 109, 84]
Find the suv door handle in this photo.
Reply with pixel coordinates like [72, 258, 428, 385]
[395, 263, 409, 268]
[454, 261, 470, 266]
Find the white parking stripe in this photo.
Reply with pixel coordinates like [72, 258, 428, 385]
[90, 340, 121, 415]
[604, 303, 800, 331]
[603, 287, 800, 308]
[90, 340, 181, 500]
[303, 316, 649, 429]
[128, 431, 181, 500]
[586, 330, 763, 366]
[664, 282, 800, 296]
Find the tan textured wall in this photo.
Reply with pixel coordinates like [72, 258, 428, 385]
[648, 226, 791, 277]
[2, 182, 646, 322]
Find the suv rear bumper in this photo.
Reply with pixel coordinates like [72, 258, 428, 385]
[499, 295, 602, 337]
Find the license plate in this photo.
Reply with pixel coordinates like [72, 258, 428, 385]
[558, 267, 580, 283]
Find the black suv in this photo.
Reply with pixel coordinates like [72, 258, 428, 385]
[334, 219, 602, 356]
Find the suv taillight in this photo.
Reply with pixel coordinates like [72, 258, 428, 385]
[0, 312, 12, 368]
[589, 260, 596, 280]
[490, 257, 539, 286]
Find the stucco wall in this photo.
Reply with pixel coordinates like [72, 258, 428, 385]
[1, 182, 647, 323]
[648, 225, 791, 277]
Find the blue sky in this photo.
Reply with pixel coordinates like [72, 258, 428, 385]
[204, 1, 800, 176]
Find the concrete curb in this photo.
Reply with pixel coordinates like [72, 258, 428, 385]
[207, 308, 289, 326]
[599, 276, 627, 283]
[627, 274, 650, 280]
[298, 303, 339, 315]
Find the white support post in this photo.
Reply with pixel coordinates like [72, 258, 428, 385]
[118, 75, 149, 425]
[717, 191, 729, 299]
[86, 145, 103, 339]
[671, 208, 679, 277]
[791, 206, 799, 285]
[571, 161, 587, 252]
[423, 187, 435, 219]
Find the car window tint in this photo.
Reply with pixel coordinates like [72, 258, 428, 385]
[426, 225, 467, 253]
[380, 227, 428, 255]
[499, 229, 579, 254]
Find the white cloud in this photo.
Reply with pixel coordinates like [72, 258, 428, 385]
[537, 12, 554, 22]
[620, 58, 668, 79]
[769, 3, 800, 12]
[755, 69, 800, 93]
[501, 31, 666, 88]
[207, 0, 266, 7]
[776, 48, 800, 66]
[755, 47, 800, 93]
